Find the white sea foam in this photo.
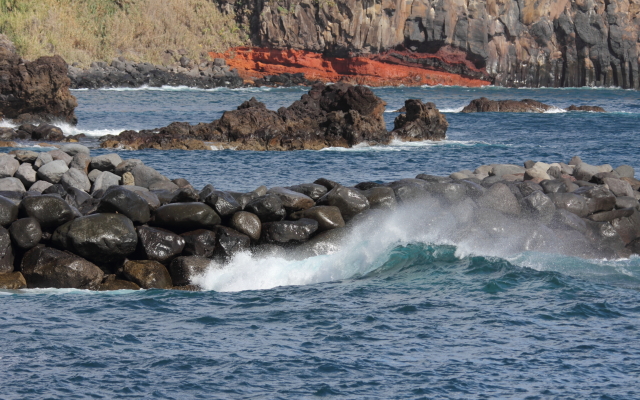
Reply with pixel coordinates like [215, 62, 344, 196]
[193, 197, 631, 292]
[318, 138, 491, 152]
[543, 107, 567, 114]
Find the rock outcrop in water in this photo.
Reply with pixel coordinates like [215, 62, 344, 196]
[462, 97, 606, 113]
[100, 83, 448, 150]
[216, 0, 640, 89]
[0, 35, 77, 124]
[0, 145, 638, 290]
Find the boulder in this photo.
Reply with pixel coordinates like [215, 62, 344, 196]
[0, 227, 13, 273]
[261, 218, 319, 244]
[288, 183, 327, 200]
[87, 169, 101, 183]
[603, 177, 634, 198]
[214, 226, 251, 259]
[181, 229, 216, 258]
[136, 226, 185, 264]
[90, 153, 123, 172]
[152, 203, 220, 232]
[170, 186, 200, 203]
[317, 186, 370, 221]
[11, 150, 38, 163]
[547, 193, 589, 217]
[21, 246, 103, 289]
[574, 186, 616, 214]
[204, 191, 242, 217]
[69, 153, 91, 172]
[34, 152, 53, 169]
[289, 206, 345, 231]
[615, 196, 639, 210]
[36, 159, 68, 183]
[123, 260, 173, 289]
[9, 217, 42, 250]
[267, 187, 315, 212]
[614, 165, 635, 179]
[245, 194, 287, 222]
[391, 99, 448, 141]
[61, 143, 90, 157]
[0, 177, 26, 193]
[52, 213, 138, 265]
[477, 182, 521, 215]
[360, 186, 397, 209]
[28, 180, 53, 193]
[130, 165, 168, 189]
[521, 191, 555, 223]
[230, 211, 262, 241]
[14, 162, 36, 188]
[98, 275, 140, 291]
[49, 149, 73, 166]
[20, 194, 76, 230]
[491, 164, 525, 177]
[91, 171, 121, 194]
[573, 163, 601, 182]
[0, 271, 27, 289]
[60, 168, 91, 192]
[114, 159, 144, 176]
[588, 208, 635, 222]
[0, 155, 19, 178]
[314, 178, 341, 191]
[0, 195, 18, 227]
[32, 124, 64, 141]
[169, 256, 210, 286]
[121, 186, 161, 209]
[97, 186, 151, 224]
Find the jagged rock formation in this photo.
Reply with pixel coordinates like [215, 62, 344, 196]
[0, 34, 77, 124]
[461, 97, 607, 112]
[100, 83, 449, 150]
[222, 0, 640, 89]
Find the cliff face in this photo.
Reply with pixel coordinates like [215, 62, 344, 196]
[227, 0, 640, 88]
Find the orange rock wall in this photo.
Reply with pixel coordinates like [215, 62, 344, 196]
[210, 47, 491, 87]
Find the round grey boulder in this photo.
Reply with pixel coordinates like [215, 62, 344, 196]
[317, 186, 370, 221]
[0, 177, 25, 193]
[20, 194, 76, 230]
[152, 203, 221, 232]
[0, 195, 18, 227]
[9, 217, 42, 250]
[61, 168, 91, 192]
[21, 246, 104, 289]
[90, 153, 123, 172]
[230, 211, 262, 241]
[61, 143, 90, 157]
[36, 160, 69, 184]
[15, 162, 36, 188]
[97, 186, 150, 224]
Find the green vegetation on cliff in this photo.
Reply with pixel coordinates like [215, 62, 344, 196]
[0, 0, 247, 66]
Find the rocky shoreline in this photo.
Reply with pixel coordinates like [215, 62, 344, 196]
[0, 143, 638, 291]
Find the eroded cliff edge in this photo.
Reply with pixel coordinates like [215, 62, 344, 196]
[218, 0, 640, 88]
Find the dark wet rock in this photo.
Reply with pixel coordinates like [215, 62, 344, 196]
[360, 186, 397, 209]
[136, 226, 185, 264]
[42, 183, 67, 197]
[290, 206, 345, 232]
[0, 271, 27, 289]
[314, 178, 340, 191]
[151, 189, 176, 206]
[130, 165, 168, 189]
[199, 184, 216, 200]
[574, 186, 616, 214]
[548, 209, 588, 233]
[204, 191, 242, 217]
[123, 260, 173, 289]
[31, 124, 64, 141]
[152, 203, 220, 232]
[540, 179, 568, 194]
[97, 186, 151, 224]
[391, 99, 448, 141]
[121, 186, 161, 210]
[98, 275, 140, 291]
[566, 105, 606, 112]
[588, 208, 635, 222]
[180, 229, 216, 258]
[21, 246, 103, 289]
[480, 176, 504, 187]
[170, 186, 200, 203]
[169, 256, 210, 286]
[267, 187, 315, 212]
[245, 194, 286, 223]
[20, 194, 76, 231]
[114, 159, 144, 176]
[415, 174, 451, 183]
[288, 183, 327, 200]
[317, 186, 370, 220]
[459, 180, 486, 199]
[354, 182, 385, 190]
[547, 193, 589, 217]
[261, 218, 319, 244]
[462, 98, 552, 113]
[53, 213, 137, 265]
[230, 211, 262, 241]
[477, 182, 521, 215]
[425, 181, 468, 202]
[516, 181, 543, 198]
[610, 210, 640, 245]
[9, 217, 42, 250]
[65, 187, 92, 209]
[0, 226, 13, 273]
[90, 154, 123, 172]
[388, 180, 429, 204]
[521, 191, 555, 223]
[0, 195, 18, 227]
[214, 226, 251, 259]
[585, 221, 630, 258]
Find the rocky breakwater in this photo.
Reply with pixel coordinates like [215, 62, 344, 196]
[0, 35, 77, 124]
[100, 82, 449, 151]
[0, 146, 639, 291]
[462, 97, 606, 113]
[68, 56, 244, 90]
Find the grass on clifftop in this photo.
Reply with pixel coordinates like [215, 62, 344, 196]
[0, 0, 247, 66]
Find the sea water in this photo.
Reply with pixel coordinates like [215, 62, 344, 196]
[1, 86, 640, 399]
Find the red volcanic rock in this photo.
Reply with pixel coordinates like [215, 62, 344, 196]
[211, 47, 491, 88]
[0, 35, 77, 124]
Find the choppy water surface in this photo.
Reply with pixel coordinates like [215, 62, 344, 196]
[2, 85, 640, 399]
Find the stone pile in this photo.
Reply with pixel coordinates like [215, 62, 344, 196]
[0, 145, 638, 291]
[68, 57, 243, 89]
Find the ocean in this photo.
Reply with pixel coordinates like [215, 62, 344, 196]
[1, 85, 640, 399]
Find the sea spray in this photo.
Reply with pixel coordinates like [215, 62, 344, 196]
[194, 197, 621, 292]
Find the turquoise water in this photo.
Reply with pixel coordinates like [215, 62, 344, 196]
[1, 85, 640, 399]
